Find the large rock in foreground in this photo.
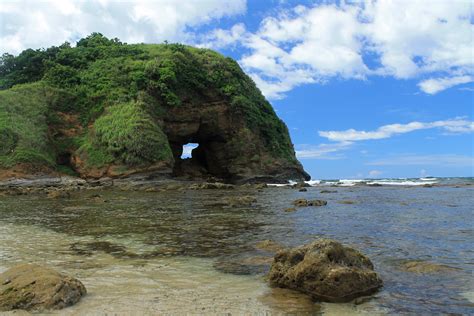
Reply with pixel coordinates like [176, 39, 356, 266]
[268, 239, 382, 302]
[0, 264, 86, 312]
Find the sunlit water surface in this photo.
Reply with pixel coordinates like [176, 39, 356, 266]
[0, 185, 473, 315]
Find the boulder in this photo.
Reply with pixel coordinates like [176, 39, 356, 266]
[0, 264, 86, 312]
[268, 239, 383, 302]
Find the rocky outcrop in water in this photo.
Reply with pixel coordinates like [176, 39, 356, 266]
[0, 264, 86, 312]
[268, 239, 383, 302]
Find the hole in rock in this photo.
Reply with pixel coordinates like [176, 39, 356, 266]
[181, 143, 199, 159]
[172, 142, 208, 178]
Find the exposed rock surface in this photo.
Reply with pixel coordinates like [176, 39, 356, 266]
[0, 264, 86, 312]
[268, 239, 383, 302]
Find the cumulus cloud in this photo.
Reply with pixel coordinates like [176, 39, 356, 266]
[203, 0, 473, 99]
[0, 0, 246, 54]
[319, 118, 474, 142]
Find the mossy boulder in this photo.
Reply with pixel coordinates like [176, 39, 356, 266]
[0, 264, 86, 312]
[0, 33, 309, 183]
[268, 239, 383, 302]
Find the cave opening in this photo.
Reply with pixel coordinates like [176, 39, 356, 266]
[172, 142, 209, 178]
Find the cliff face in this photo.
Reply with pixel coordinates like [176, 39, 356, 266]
[0, 33, 309, 183]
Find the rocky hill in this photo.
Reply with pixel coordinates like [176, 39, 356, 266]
[0, 33, 309, 183]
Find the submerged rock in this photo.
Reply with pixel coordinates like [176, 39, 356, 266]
[338, 200, 356, 205]
[0, 264, 86, 312]
[320, 190, 337, 194]
[268, 239, 383, 303]
[222, 195, 257, 207]
[401, 261, 459, 274]
[46, 190, 71, 199]
[293, 199, 327, 207]
[189, 182, 234, 190]
[255, 240, 284, 253]
[69, 241, 137, 258]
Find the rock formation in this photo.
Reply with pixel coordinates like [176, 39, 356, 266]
[268, 239, 383, 302]
[0, 264, 86, 311]
[0, 33, 309, 183]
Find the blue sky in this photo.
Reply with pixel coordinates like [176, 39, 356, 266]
[1, 0, 473, 179]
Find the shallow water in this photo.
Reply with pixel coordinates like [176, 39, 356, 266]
[0, 185, 473, 314]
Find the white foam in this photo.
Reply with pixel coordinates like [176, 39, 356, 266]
[367, 180, 437, 186]
[305, 180, 321, 186]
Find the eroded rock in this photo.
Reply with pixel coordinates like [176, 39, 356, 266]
[0, 264, 86, 312]
[268, 239, 383, 302]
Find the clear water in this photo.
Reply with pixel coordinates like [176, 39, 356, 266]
[0, 184, 473, 314]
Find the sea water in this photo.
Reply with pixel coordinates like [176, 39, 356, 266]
[0, 179, 473, 314]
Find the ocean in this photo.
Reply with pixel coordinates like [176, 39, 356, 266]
[0, 177, 473, 314]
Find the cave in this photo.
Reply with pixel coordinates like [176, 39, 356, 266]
[164, 102, 234, 180]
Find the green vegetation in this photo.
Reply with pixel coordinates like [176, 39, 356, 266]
[83, 101, 173, 166]
[0, 33, 296, 173]
[0, 83, 55, 167]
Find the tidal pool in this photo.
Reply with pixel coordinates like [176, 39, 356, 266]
[0, 185, 473, 314]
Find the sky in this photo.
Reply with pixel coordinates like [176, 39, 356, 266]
[1, 0, 473, 179]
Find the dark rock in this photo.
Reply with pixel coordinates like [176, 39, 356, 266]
[0, 264, 86, 311]
[293, 182, 311, 188]
[298, 188, 307, 192]
[320, 190, 337, 194]
[268, 239, 383, 302]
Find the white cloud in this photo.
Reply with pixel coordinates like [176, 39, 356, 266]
[367, 154, 473, 167]
[299, 117, 473, 160]
[0, 0, 246, 54]
[199, 23, 246, 49]
[295, 142, 352, 160]
[418, 76, 474, 94]
[203, 0, 473, 99]
[319, 118, 474, 142]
